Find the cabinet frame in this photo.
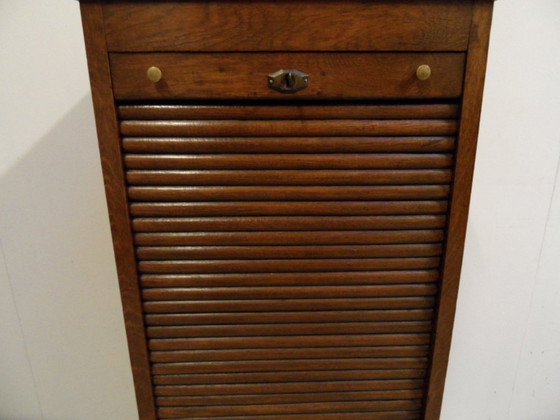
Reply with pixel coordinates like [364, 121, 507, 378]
[79, 1, 494, 419]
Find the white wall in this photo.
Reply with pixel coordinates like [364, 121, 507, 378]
[0, 1, 558, 419]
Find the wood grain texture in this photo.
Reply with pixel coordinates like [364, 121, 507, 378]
[137, 258, 441, 274]
[157, 389, 425, 406]
[124, 154, 454, 170]
[159, 411, 421, 420]
[150, 346, 431, 362]
[81, 0, 493, 417]
[424, 2, 495, 419]
[102, 0, 472, 52]
[119, 104, 460, 120]
[140, 271, 441, 288]
[79, 2, 156, 419]
[134, 230, 445, 246]
[122, 137, 456, 154]
[128, 185, 451, 202]
[110, 53, 465, 100]
[154, 379, 425, 395]
[121, 120, 458, 137]
[132, 215, 448, 232]
[126, 169, 454, 187]
[152, 368, 428, 384]
[146, 312, 435, 329]
[147, 322, 433, 339]
[141, 285, 438, 301]
[144, 297, 436, 314]
[157, 399, 423, 417]
[136, 244, 443, 260]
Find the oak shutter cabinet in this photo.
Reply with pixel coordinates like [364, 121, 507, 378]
[79, 1, 494, 419]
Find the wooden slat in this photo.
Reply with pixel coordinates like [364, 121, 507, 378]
[140, 271, 440, 288]
[128, 185, 450, 202]
[138, 258, 441, 274]
[130, 201, 449, 217]
[145, 310, 435, 327]
[147, 321, 432, 339]
[137, 244, 443, 260]
[103, 1, 472, 52]
[118, 104, 459, 121]
[124, 154, 454, 171]
[122, 137, 456, 154]
[157, 389, 425, 406]
[150, 346, 430, 363]
[133, 215, 447, 233]
[152, 368, 428, 385]
[127, 170, 453, 187]
[157, 399, 422, 417]
[135, 230, 444, 246]
[153, 358, 428, 375]
[142, 285, 437, 301]
[159, 412, 421, 420]
[145, 298, 435, 314]
[120, 120, 458, 137]
[155, 379, 425, 396]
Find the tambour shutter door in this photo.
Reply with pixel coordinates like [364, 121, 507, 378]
[119, 102, 458, 420]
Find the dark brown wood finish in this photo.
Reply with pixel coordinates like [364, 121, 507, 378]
[102, 1, 473, 52]
[424, 1, 495, 419]
[79, 1, 494, 419]
[110, 53, 465, 100]
[79, 2, 156, 420]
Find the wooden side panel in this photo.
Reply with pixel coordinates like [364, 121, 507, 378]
[102, 0, 473, 52]
[110, 53, 466, 100]
[424, 1, 495, 419]
[79, 2, 157, 419]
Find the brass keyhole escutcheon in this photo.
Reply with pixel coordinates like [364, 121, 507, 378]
[147, 66, 163, 83]
[416, 64, 432, 81]
[268, 69, 309, 93]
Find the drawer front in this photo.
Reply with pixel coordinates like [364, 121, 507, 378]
[119, 101, 459, 420]
[103, 0, 472, 52]
[110, 53, 465, 100]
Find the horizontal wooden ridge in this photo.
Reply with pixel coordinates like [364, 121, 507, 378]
[140, 271, 440, 287]
[150, 346, 431, 362]
[118, 104, 460, 120]
[154, 379, 425, 396]
[145, 310, 435, 327]
[117, 100, 460, 418]
[128, 185, 450, 202]
[133, 215, 447, 232]
[151, 368, 429, 384]
[156, 388, 424, 406]
[127, 169, 453, 187]
[144, 297, 436, 313]
[142, 285, 438, 301]
[136, 244, 443, 260]
[121, 120, 458, 137]
[130, 201, 449, 217]
[156, 399, 422, 417]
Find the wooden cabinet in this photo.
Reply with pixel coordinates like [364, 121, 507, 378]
[79, 1, 494, 419]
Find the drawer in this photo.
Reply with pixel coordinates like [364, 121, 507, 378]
[110, 53, 465, 100]
[102, 0, 473, 52]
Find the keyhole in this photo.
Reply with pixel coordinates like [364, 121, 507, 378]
[284, 72, 296, 89]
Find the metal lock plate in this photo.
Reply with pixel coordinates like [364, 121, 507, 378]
[268, 69, 309, 93]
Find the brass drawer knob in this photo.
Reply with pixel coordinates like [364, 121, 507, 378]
[147, 66, 162, 83]
[416, 64, 432, 81]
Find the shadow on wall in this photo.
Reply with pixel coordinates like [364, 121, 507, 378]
[0, 95, 137, 420]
